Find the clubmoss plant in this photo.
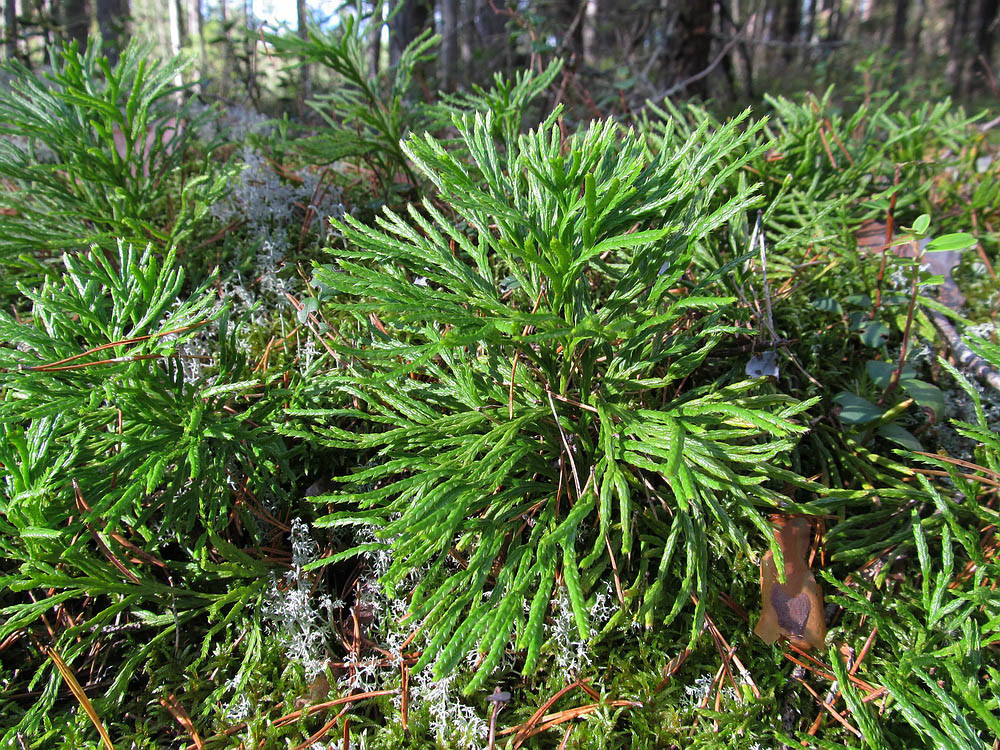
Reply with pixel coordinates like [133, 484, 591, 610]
[267, 10, 439, 199]
[300, 108, 827, 690]
[0, 40, 232, 301]
[0, 243, 296, 741]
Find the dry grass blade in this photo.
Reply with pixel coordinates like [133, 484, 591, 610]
[913, 451, 1000, 480]
[45, 646, 115, 750]
[808, 629, 878, 735]
[20, 321, 208, 371]
[558, 723, 574, 749]
[73, 480, 142, 585]
[782, 644, 880, 695]
[654, 644, 695, 692]
[400, 659, 410, 732]
[159, 693, 202, 749]
[290, 708, 347, 750]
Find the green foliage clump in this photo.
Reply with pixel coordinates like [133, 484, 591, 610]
[0, 40, 232, 301]
[302, 108, 824, 689]
[0, 241, 296, 742]
[267, 11, 438, 198]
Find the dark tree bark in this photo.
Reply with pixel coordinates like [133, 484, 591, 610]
[389, 0, 431, 68]
[97, 0, 128, 64]
[719, 0, 753, 97]
[948, 0, 973, 94]
[473, 0, 507, 73]
[556, 0, 584, 63]
[664, 0, 713, 97]
[37, 0, 53, 65]
[823, 0, 842, 41]
[910, 0, 927, 58]
[891, 0, 910, 50]
[183, 0, 205, 77]
[782, 0, 802, 62]
[973, 0, 999, 89]
[296, 0, 309, 117]
[805, 0, 817, 46]
[440, 0, 457, 89]
[63, 0, 90, 49]
[5, 0, 17, 60]
[167, 0, 182, 84]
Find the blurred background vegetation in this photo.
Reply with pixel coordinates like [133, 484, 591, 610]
[2, 0, 998, 117]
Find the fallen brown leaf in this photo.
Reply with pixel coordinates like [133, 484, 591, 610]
[754, 516, 826, 650]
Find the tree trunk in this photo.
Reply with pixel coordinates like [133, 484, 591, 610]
[63, 0, 90, 50]
[891, 0, 909, 50]
[185, 0, 207, 86]
[948, 0, 973, 94]
[474, 0, 507, 74]
[440, 0, 457, 89]
[823, 0, 842, 41]
[664, 0, 713, 97]
[167, 0, 183, 87]
[720, 0, 753, 97]
[369, 0, 381, 78]
[5, 0, 17, 61]
[389, 0, 431, 68]
[973, 0, 999, 89]
[910, 0, 927, 58]
[557, 0, 584, 63]
[97, 0, 129, 64]
[782, 0, 801, 62]
[297, 0, 309, 117]
[805, 0, 817, 44]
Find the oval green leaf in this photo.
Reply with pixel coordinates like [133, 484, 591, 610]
[925, 233, 976, 253]
[901, 379, 945, 419]
[877, 423, 923, 451]
[810, 296, 843, 314]
[833, 392, 885, 424]
[860, 321, 891, 348]
[865, 359, 916, 387]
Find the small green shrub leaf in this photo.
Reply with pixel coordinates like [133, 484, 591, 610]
[833, 392, 885, 423]
[859, 320, 891, 348]
[901, 379, 946, 418]
[877, 423, 923, 450]
[866, 359, 916, 386]
[810, 296, 842, 314]
[925, 233, 976, 252]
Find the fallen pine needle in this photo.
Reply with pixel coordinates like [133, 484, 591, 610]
[501, 700, 641, 741]
[159, 694, 202, 749]
[45, 646, 115, 750]
[793, 672, 862, 738]
[273, 688, 397, 727]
